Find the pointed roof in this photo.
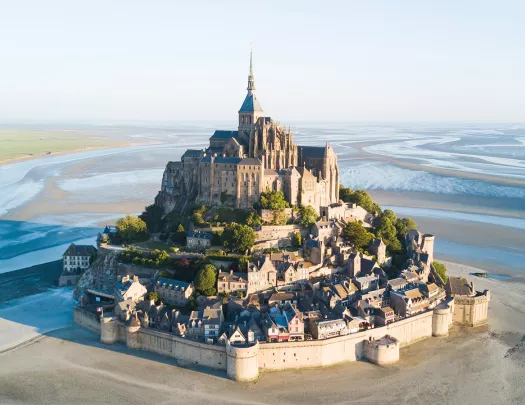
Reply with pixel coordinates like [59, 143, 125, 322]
[239, 93, 263, 113]
[239, 49, 263, 113]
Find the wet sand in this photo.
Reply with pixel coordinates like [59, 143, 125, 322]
[1, 262, 523, 405]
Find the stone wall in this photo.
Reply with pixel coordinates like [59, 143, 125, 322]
[256, 225, 308, 243]
[73, 307, 101, 334]
[453, 291, 490, 327]
[85, 292, 488, 381]
[260, 208, 296, 224]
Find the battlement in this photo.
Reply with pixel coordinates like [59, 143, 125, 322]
[84, 290, 490, 381]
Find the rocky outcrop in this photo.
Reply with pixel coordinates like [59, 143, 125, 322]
[74, 246, 119, 300]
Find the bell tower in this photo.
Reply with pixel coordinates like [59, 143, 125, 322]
[238, 49, 264, 148]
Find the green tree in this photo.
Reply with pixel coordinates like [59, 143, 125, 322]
[433, 261, 448, 282]
[177, 224, 185, 233]
[116, 215, 148, 243]
[338, 186, 380, 214]
[298, 205, 318, 228]
[194, 264, 218, 296]
[222, 222, 257, 253]
[272, 210, 287, 225]
[343, 221, 373, 248]
[377, 216, 404, 254]
[246, 211, 262, 227]
[291, 231, 302, 247]
[211, 230, 223, 246]
[259, 189, 290, 210]
[395, 217, 417, 239]
[382, 209, 397, 223]
[139, 204, 165, 233]
[147, 291, 159, 302]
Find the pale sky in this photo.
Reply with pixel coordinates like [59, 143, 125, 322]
[1, 0, 524, 122]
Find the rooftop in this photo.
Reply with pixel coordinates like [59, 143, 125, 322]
[447, 277, 474, 296]
[157, 278, 192, 290]
[63, 243, 97, 257]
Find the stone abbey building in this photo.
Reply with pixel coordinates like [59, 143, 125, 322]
[156, 53, 339, 213]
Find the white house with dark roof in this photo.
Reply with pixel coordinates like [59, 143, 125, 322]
[59, 243, 97, 286]
[114, 275, 147, 303]
[186, 231, 212, 251]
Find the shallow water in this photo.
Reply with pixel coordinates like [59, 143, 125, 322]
[0, 121, 523, 274]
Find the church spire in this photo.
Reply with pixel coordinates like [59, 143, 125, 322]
[247, 47, 255, 93]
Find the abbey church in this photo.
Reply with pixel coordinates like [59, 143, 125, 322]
[156, 52, 339, 213]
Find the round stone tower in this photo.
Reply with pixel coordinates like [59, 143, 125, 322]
[226, 340, 259, 382]
[126, 313, 141, 350]
[364, 335, 400, 365]
[100, 315, 118, 344]
[432, 302, 452, 337]
[422, 234, 435, 264]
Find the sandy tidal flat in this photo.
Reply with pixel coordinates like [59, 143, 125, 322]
[0, 262, 523, 405]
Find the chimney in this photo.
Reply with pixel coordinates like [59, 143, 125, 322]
[230, 269, 233, 275]
[122, 275, 129, 283]
[133, 275, 139, 282]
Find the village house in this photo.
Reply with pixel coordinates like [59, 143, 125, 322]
[311, 220, 342, 244]
[368, 238, 387, 265]
[261, 309, 290, 343]
[303, 237, 325, 265]
[114, 275, 147, 302]
[319, 202, 374, 226]
[279, 261, 310, 285]
[283, 303, 305, 341]
[187, 305, 224, 342]
[247, 255, 277, 294]
[309, 315, 349, 340]
[217, 271, 248, 295]
[59, 243, 97, 286]
[375, 306, 395, 326]
[354, 275, 379, 293]
[268, 292, 297, 307]
[186, 231, 213, 251]
[154, 277, 194, 307]
[387, 277, 410, 292]
[390, 287, 430, 317]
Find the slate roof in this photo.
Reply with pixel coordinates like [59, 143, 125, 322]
[239, 93, 263, 112]
[210, 130, 238, 139]
[239, 158, 262, 165]
[182, 149, 204, 159]
[269, 292, 296, 302]
[299, 145, 326, 159]
[187, 231, 213, 240]
[63, 243, 97, 257]
[200, 156, 243, 164]
[157, 278, 192, 290]
[370, 238, 385, 248]
[447, 277, 474, 296]
[388, 278, 408, 290]
[205, 147, 224, 155]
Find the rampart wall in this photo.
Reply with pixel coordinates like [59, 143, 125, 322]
[453, 291, 490, 327]
[73, 307, 101, 334]
[79, 292, 488, 381]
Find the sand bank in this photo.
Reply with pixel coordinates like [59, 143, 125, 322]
[0, 261, 523, 405]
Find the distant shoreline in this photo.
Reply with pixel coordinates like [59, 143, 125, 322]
[0, 141, 161, 168]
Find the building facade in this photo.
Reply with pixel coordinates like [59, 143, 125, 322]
[154, 278, 194, 307]
[156, 52, 339, 213]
